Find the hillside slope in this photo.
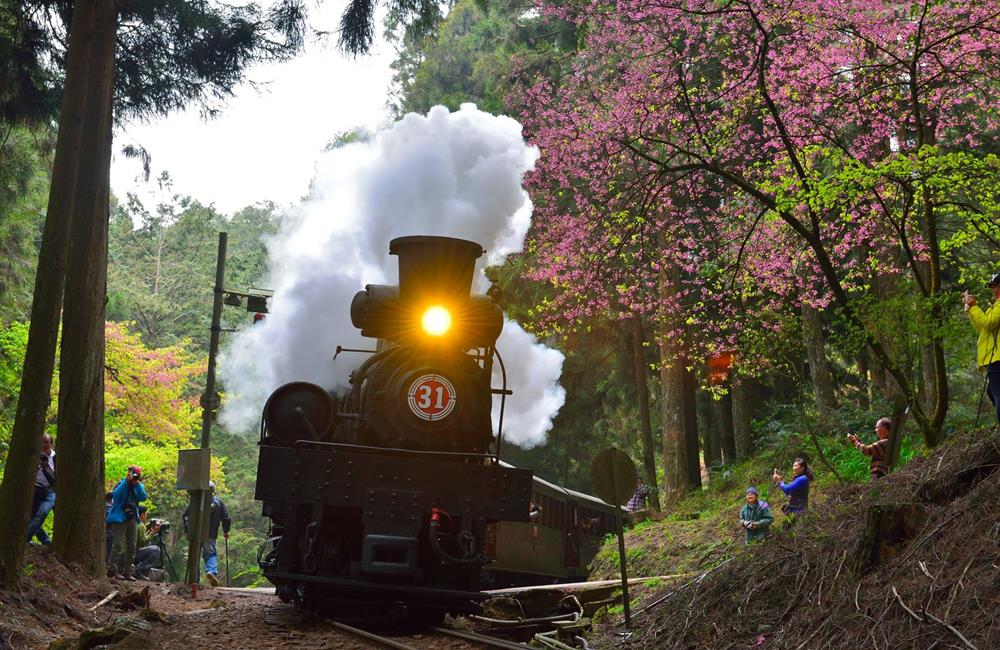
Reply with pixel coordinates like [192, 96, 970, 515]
[594, 431, 1000, 649]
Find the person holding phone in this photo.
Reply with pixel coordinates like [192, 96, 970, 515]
[847, 417, 891, 480]
[25, 434, 56, 544]
[964, 273, 1000, 426]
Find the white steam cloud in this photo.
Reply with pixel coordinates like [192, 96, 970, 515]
[219, 104, 564, 448]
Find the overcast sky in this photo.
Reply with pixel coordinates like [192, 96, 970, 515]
[110, 1, 396, 215]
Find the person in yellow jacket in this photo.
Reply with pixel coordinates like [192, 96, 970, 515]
[964, 273, 1000, 425]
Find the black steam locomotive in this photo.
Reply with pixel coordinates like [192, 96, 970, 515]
[254, 236, 533, 618]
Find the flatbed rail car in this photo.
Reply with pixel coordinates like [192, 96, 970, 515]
[485, 467, 620, 586]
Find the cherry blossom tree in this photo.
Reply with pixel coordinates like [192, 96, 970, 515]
[520, 0, 1000, 447]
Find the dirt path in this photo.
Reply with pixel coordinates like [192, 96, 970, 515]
[63, 580, 479, 649]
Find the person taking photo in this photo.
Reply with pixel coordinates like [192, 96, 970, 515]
[964, 273, 1000, 427]
[106, 465, 147, 580]
[848, 417, 891, 481]
[25, 434, 56, 545]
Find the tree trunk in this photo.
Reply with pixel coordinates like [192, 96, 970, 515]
[0, 0, 98, 588]
[657, 266, 688, 506]
[658, 341, 687, 506]
[801, 301, 836, 416]
[856, 351, 871, 409]
[715, 387, 736, 464]
[682, 363, 701, 490]
[629, 317, 660, 511]
[698, 388, 721, 472]
[51, 0, 118, 576]
[731, 374, 754, 461]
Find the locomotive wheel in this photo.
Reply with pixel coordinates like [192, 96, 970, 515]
[276, 583, 297, 604]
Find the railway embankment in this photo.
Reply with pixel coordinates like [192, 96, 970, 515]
[588, 429, 1000, 649]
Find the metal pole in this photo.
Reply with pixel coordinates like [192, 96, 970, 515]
[612, 462, 631, 631]
[185, 232, 227, 588]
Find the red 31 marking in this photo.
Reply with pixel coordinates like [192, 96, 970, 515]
[407, 374, 457, 421]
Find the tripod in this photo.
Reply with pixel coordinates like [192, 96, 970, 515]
[153, 531, 179, 582]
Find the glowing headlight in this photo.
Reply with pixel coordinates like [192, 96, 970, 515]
[421, 305, 452, 336]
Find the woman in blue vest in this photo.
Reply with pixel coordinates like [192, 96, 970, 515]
[773, 457, 813, 516]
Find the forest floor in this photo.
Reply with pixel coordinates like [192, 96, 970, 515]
[589, 428, 1000, 649]
[0, 548, 482, 649]
[4, 429, 997, 649]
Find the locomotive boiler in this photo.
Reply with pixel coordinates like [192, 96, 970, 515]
[254, 236, 533, 618]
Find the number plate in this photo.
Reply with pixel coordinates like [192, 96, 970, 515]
[406, 374, 457, 421]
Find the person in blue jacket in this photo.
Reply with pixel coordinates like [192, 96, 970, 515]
[106, 465, 147, 580]
[773, 457, 813, 516]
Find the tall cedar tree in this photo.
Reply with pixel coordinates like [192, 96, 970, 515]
[0, 0, 440, 583]
[0, 0, 310, 585]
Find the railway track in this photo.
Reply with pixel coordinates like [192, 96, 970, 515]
[326, 619, 532, 649]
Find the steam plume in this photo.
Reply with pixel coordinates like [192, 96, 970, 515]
[219, 104, 563, 448]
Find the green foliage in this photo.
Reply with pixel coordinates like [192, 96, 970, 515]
[0, 124, 51, 320]
[0, 320, 27, 457]
[388, 0, 577, 117]
[107, 177, 279, 352]
[105, 321, 204, 445]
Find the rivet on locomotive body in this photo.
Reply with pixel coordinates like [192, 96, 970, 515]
[378, 474, 384, 480]
[393, 476, 399, 481]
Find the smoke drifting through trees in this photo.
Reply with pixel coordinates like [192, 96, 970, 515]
[219, 104, 563, 448]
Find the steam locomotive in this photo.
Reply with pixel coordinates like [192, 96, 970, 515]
[254, 236, 534, 618]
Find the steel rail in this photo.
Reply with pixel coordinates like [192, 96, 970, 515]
[328, 621, 419, 650]
[429, 625, 531, 649]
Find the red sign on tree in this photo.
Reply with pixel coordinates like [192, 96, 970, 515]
[407, 374, 457, 421]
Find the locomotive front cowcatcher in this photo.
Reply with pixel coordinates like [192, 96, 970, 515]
[254, 236, 533, 616]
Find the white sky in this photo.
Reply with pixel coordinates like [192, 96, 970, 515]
[110, 1, 396, 215]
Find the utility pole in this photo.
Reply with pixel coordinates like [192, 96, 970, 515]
[185, 232, 227, 588]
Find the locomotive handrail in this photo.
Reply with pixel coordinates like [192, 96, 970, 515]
[492, 347, 509, 463]
[292, 439, 500, 461]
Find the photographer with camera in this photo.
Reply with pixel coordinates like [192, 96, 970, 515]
[134, 505, 165, 580]
[25, 434, 56, 545]
[847, 418, 891, 481]
[183, 481, 231, 586]
[964, 273, 1000, 426]
[106, 465, 147, 580]
[738, 486, 773, 543]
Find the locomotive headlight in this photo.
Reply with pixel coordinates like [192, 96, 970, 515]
[421, 305, 452, 337]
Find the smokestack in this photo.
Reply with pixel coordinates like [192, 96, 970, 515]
[390, 236, 484, 305]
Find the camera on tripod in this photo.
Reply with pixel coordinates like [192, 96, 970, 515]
[150, 518, 171, 534]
